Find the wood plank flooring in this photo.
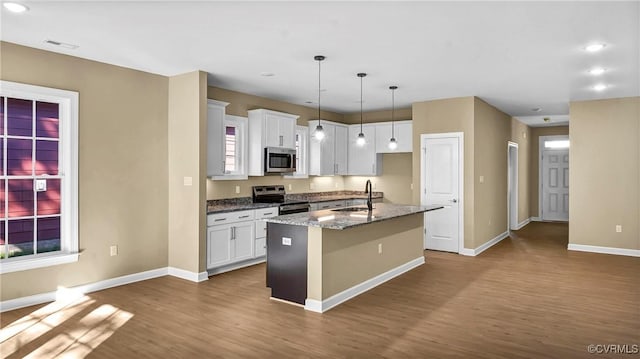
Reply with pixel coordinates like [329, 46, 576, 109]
[2, 222, 639, 358]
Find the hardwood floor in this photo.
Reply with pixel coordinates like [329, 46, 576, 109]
[2, 222, 639, 358]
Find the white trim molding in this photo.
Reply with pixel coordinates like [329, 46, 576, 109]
[459, 231, 509, 256]
[567, 244, 640, 257]
[531, 217, 542, 222]
[305, 256, 425, 313]
[514, 217, 531, 230]
[1, 266, 211, 312]
[168, 267, 209, 282]
[1, 268, 168, 312]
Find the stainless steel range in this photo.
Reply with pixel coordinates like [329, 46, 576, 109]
[252, 185, 310, 215]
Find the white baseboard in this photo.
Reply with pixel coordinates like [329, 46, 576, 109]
[0, 267, 168, 312]
[514, 217, 531, 230]
[567, 244, 640, 257]
[531, 217, 542, 222]
[168, 267, 209, 282]
[304, 256, 425, 313]
[459, 231, 509, 257]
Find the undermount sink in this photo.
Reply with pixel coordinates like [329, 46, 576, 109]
[331, 207, 371, 212]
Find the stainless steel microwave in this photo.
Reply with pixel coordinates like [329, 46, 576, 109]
[264, 147, 296, 174]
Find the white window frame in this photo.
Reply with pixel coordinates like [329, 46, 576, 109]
[213, 115, 248, 180]
[284, 125, 309, 179]
[0, 81, 79, 274]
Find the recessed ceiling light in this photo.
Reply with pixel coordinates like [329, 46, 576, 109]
[585, 43, 606, 52]
[532, 107, 542, 112]
[260, 72, 275, 77]
[589, 67, 606, 75]
[593, 84, 607, 91]
[3, 2, 29, 13]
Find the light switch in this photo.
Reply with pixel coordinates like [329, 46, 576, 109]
[616, 225, 622, 233]
[183, 177, 193, 186]
[235, 185, 240, 194]
[479, 176, 485, 184]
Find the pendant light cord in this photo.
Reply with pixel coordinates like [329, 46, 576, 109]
[391, 87, 395, 138]
[360, 75, 363, 133]
[318, 58, 321, 126]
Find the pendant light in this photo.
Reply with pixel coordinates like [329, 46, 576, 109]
[356, 72, 367, 146]
[313, 55, 325, 141]
[388, 85, 398, 150]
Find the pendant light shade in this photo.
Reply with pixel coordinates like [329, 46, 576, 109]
[356, 72, 367, 146]
[313, 55, 325, 141]
[388, 85, 398, 150]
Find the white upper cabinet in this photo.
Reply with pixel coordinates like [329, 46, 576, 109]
[375, 120, 413, 153]
[248, 109, 299, 176]
[207, 99, 230, 177]
[348, 124, 383, 176]
[308, 120, 349, 176]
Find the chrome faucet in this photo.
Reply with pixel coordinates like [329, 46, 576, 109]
[364, 179, 373, 211]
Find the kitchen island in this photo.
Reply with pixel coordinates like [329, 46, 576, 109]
[264, 203, 443, 313]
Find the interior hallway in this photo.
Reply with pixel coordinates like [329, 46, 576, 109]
[1, 222, 638, 358]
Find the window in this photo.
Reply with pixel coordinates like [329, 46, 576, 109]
[544, 140, 570, 149]
[285, 126, 308, 179]
[0, 81, 78, 274]
[214, 115, 247, 180]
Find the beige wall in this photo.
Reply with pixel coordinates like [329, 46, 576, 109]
[473, 98, 511, 246]
[343, 153, 413, 204]
[168, 71, 208, 273]
[342, 108, 412, 125]
[0, 42, 169, 301]
[412, 97, 476, 248]
[510, 118, 532, 223]
[569, 97, 639, 250]
[530, 125, 569, 217]
[307, 213, 423, 300]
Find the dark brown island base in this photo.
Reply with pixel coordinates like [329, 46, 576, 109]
[264, 203, 443, 313]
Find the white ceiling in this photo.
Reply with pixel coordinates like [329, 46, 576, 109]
[2, 1, 638, 126]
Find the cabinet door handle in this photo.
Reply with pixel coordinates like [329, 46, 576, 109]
[231, 227, 235, 240]
[263, 212, 274, 216]
[239, 215, 250, 219]
[279, 135, 283, 146]
[215, 218, 226, 222]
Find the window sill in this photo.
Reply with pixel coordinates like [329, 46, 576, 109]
[0, 252, 79, 274]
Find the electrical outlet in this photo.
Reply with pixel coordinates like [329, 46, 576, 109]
[110, 245, 118, 256]
[334, 182, 338, 188]
[183, 177, 193, 186]
[235, 185, 240, 194]
[410, 183, 413, 190]
[288, 184, 292, 191]
[378, 243, 383, 254]
[479, 176, 485, 184]
[616, 225, 622, 233]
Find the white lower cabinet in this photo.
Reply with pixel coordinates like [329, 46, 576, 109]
[206, 221, 255, 269]
[207, 207, 278, 271]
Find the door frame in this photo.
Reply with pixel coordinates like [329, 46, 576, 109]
[538, 135, 569, 220]
[420, 132, 464, 253]
[507, 141, 519, 231]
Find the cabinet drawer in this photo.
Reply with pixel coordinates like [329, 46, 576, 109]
[208, 209, 255, 226]
[255, 207, 279, 219]
[314, 200, 345, 210]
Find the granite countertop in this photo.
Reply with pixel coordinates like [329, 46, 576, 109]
[206, 191, 384, 215]
[206, 197, 278, 214]
[264, 203, 444, 230]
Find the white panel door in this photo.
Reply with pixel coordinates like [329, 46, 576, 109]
[542, 149, 569, 221]
[422, 135, 461, 252]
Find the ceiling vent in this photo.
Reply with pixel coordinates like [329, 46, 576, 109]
[44, 39, 79, 50]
